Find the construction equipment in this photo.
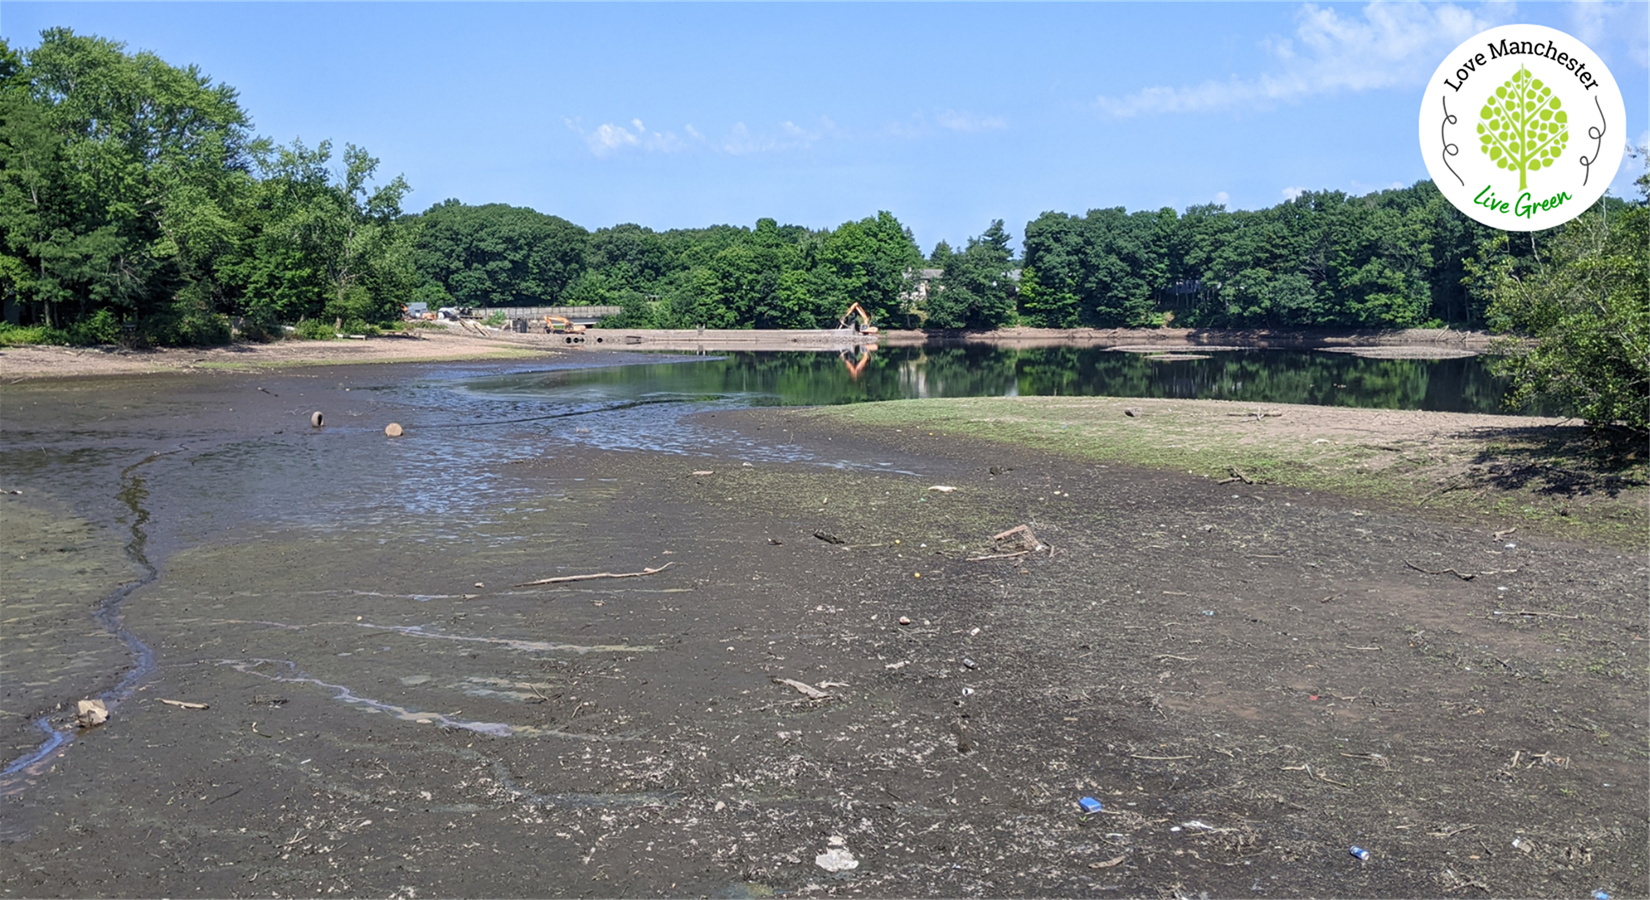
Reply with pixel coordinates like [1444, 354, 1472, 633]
[840, 345, 874, 380]
[837, 303, 878, 335]
[545, 315, 587, 334]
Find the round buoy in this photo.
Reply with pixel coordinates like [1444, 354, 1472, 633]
[384, 423, 403, 437]
[310, 411, 324, 427]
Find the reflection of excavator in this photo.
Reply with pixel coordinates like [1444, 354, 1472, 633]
[840, 345, 874, 380]
[545, 315, 586, 334]
[837, 303, 879, 335]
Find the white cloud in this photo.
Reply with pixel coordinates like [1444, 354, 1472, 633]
[1214, 191, 1231, 206]
[1094, 2, 1511, 117]
[565, 117, 698, 157]
[1568, 1, 1650, 69]
[1282, 186, 1307, 200]
[721, 118, 835, 155]
[935, 109, 1008, 132]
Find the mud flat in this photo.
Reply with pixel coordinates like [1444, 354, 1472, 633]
[0, 364, 1644, 898]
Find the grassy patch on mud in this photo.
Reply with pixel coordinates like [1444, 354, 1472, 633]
[809, 396, 1647, 547]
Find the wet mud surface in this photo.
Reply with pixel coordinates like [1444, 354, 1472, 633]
[0, 363, 1645, 898]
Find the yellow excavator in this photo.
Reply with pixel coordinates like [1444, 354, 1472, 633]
[545, 315, 586, 334]
[837, 302, 878, 335]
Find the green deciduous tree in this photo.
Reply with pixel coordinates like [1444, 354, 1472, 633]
[414, 200, 588, 307]
[1479, 172, 1649, 432]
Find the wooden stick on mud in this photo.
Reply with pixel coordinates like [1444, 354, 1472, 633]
[1404, 561, 1477, 580]
[1501, 610, 1581, 620]
[967, 550, 1031, 562]
[1130, 753, 1193, 761]
[515, 562, 673, 587]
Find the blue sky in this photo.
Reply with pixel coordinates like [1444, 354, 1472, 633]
[4, 2, 1646, 251]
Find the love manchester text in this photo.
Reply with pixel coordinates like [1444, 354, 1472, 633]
[1473, 185, 1573, 220]
[1443, 39, 1600, 92]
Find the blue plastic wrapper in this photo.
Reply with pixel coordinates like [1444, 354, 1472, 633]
[1078, 797, 1104, 815]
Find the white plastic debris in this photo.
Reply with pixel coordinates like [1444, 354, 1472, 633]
[815, 837, 859, 873]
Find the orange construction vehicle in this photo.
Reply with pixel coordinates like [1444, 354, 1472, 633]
[837, 303, 878, 335]
[545, 315, 587, 334]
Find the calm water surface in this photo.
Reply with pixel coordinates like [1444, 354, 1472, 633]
[457, 345, 1538, 414]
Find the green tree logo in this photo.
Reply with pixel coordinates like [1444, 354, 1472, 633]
[1477, 66, 1568, 191]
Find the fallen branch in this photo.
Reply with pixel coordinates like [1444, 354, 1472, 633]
[1130, 753, 1193, 761]
[515, 562, 673, 587]
[1404, 561, 1476, 580]
[1343, 645, 1382, 652]
[160, 699, 209, 710]
[967, 550, 1031, 562]
[1501, 610, 1581, 620]
[1218, 466, 1254, 485]
[772, 678, 828, 700]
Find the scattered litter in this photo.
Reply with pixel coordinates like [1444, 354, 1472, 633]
[160, 699, 208, 710]
[960, 687, 975, 696]
[310, 411, 324, 428]
[961, 658, 978, 670]
[817, 680, 848, 689]
[1201, 610, 1215, 616]
[814, 531, 846, 545]
[897, 616, 911, 625]
[692, 470, 714, 476]
[884, 661, 908, 670]
[815, 841, 859, 873]
[515, 562, 673, 587]
[384, 422, 403, 437]
[1078, 797, 1104, 815]
[768, 538, 784, 545]
[927, 485, 957, 493]
[971, 524, 1050, 560]
[1183, 820, 1218, 831]
[1123, 408, 1139, 417]
[741, 462, 753, 467]
[1349, 845, 1371, 861]
[773, 678, 829, 700]
[1593, 891, 1610, 900]
[75, 699, 109, 727]
[1169, 826, 1182, 833]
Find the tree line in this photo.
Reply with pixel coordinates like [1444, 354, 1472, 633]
[2, 29, 1643, 428]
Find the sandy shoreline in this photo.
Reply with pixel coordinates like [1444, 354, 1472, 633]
[0, 329, 567, 381]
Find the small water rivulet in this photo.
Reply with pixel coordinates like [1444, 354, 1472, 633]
[0, 447, 180, 788]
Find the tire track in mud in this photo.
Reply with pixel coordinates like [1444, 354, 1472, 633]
[0, 447, 184, 792]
